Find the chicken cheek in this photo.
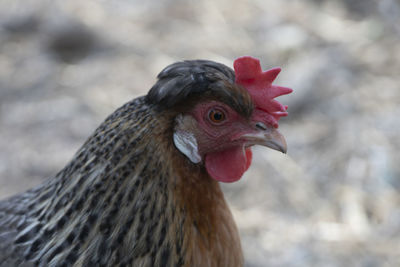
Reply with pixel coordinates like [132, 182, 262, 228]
[205, 146, 252, 183]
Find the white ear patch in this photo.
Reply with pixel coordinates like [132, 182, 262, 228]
[173, 114, 202, 164]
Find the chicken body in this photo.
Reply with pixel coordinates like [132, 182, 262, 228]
[0, 58, 290, 266]
[0, 95, 242, 267]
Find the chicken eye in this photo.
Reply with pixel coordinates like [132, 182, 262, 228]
[208, 109, 226, 123]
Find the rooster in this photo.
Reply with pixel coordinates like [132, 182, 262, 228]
[0, 56, 292, 267]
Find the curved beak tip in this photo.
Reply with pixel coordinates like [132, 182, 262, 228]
[266, 138, 287, 154]
[243, 127, 288, 154]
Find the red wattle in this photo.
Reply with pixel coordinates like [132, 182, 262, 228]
[245, 148, 252, 171]
[205, 146, 252, 183]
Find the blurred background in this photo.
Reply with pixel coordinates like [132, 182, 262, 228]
[0, 0, 399, 266]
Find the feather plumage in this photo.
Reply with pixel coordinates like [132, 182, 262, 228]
[0, 60, 246, 266]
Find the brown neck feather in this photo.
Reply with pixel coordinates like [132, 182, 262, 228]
[153, 103, 244, 266]
[169, 142, 243, 267]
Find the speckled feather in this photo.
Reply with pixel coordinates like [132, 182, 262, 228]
[0, 60, 249, 267]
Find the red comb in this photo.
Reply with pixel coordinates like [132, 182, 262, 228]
[234, 56, 293, 128]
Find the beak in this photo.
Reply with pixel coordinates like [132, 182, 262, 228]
[242, 126, 288, 154]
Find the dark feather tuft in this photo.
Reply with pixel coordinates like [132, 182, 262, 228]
[145, 60, 253, 118]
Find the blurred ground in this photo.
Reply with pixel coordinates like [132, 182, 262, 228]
[0, 0, 399, 266]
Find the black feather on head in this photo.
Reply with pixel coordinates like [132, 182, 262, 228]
[145, 60, 254, 118]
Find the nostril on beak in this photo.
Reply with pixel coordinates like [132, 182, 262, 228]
[256, 122, 267, 131]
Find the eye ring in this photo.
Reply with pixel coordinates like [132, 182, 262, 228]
[208, 108, 226, 124]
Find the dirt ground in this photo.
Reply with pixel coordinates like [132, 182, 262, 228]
[0, 0, 399, 266]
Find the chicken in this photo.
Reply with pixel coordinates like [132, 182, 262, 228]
[0, 56, 292, 267]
